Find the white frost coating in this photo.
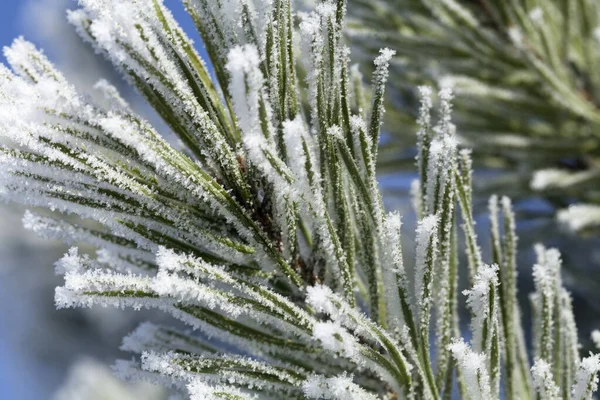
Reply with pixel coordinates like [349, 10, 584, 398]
[349, 115, 371, 171]
[417, 86, 433, 128]
[303, 374, 378, 400]
[299, 9, 324, 130]
[424, 134, 457, 213]
[380, 212, 406, 328]
[226, 44, 299, 257]
[23, 210, 77, 243]
[55, 248, 88, 275]
[438, 86, 454, 135]
[313, 321, 359, 360]
[307, 285, 365, 339]
[55, 270, 154, 312]
[155, 247, 314, 337]
[557, 204, 600, 234]
[349, 114, 367, 135]
[8, 0, 596, 398]
[415, 85, 432, 191]
[560, 290, 580, 377]
[288, 126, 350, 281]
[572, 354, 600, 400]
[283, 116, 320, 213]
[369, 48, 396, 134]
[58, 264, 151, 298]
[306, 285, 411, 387]
[151, 268, 249, 318]
[532, 246, 561, 299]
[532, 245, 562, 361]
[315, 1, 336, 19]
[348, 115, 384, 227]
[283, 116, 312, 192]
[4, 37, 69, 89]
[306, 284, 339, 317]
[141, 351, 303, 392]
[531, 359, 561, 400]
[226, 44, 264, 138]
[423, 88, 457, 213]
[372, 48, 396, 85]
[449, 339, 493, 400]
[414, 214, 438, 314]
[463, 263, 498, 352]
[148, 264, 310, 336]
[140, 352, 179, 381]
[69, 0, 246, 189]
[0, 38, 259, 267]
[185, 0, 275, 60]
[418, 86, 456, 215]
[416, 214, 438, 240]
[95, 249, 150, 275]
[187, 379, 257, 400]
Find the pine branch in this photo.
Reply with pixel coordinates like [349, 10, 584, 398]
[0, 0, 598, 399]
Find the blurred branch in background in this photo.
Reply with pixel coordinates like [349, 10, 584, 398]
[348, 0, 600, 234]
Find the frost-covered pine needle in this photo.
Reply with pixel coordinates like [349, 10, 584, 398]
[0, 0, 598, 399]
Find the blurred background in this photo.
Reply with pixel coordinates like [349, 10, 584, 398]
[2, 1, 600, 399]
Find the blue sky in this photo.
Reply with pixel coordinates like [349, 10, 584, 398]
[0, 2, 25, 50]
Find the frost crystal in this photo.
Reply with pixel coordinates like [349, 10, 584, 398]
[313, 322, 359, 360]
[303, 374, 378, 400]
[463, 264, 498, 352]
[572, 354, 600, 400]
[532, 359, 561, 400]
[449, 338, 493, 400]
